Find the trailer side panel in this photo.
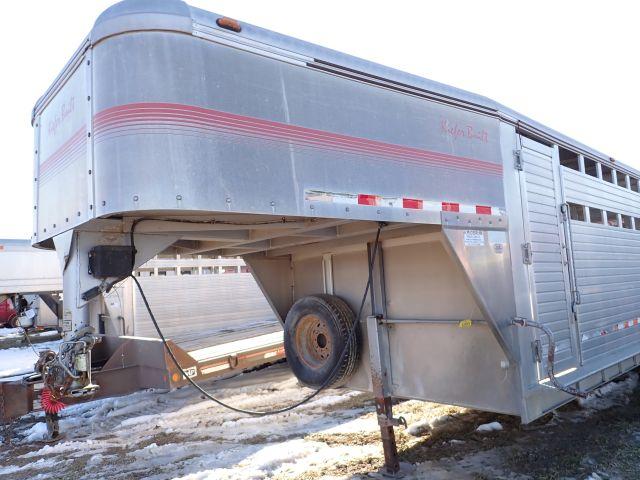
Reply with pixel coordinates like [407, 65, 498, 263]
[82, 32, 504, 238]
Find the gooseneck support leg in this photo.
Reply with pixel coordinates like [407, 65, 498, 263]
[367, 315, 407, 478]
[377, 396, 401, 474]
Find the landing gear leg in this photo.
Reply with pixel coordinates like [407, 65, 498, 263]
[367, 316, 411, 478]
[44, 412, 61, 442]
[377, 396, 402, 476]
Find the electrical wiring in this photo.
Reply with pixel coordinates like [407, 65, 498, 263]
[129, 223, 384, 415]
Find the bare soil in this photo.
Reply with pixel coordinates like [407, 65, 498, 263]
[1, 367, 638, 480]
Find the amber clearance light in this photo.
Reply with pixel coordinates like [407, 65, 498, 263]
[216, 17, 242, 33]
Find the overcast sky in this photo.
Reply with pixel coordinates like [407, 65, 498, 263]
[0, 0, 638, 239]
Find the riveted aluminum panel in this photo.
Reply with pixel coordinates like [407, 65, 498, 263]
[88, 31, 503, 228]
[34, 60, 91, 241]
[441, 214, 517, 362]
[31, 0, 628, 184]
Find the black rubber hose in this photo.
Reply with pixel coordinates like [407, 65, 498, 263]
[129, 223, 383, 416]
[512, 317, 589, 398]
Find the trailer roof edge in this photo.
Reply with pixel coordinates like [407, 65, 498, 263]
[31, 0, 634, 176]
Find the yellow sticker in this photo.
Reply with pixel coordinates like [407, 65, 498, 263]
[458, 319, 473, 328]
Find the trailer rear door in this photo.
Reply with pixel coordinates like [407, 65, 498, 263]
[518, 137, 580, 373]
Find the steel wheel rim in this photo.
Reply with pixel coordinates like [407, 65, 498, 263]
[294, 313, 332, 370]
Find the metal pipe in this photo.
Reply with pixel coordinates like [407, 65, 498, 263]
[380, 318, 487, 325]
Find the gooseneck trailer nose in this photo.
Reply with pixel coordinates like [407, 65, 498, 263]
[30, 0, 640, 474]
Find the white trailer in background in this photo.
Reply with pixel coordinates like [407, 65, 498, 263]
[26, 0, 640, 474]
[120, 256, 280, 350]
[0, 238, 280, 346]
[106, 254, 283, 369]
[0, 239, 61, 328]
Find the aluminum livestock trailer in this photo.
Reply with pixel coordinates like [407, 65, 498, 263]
[29, 0, 640, 473]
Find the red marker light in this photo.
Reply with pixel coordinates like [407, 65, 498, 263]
[358, 194, 378, 206]
[403, 198, 423, 210]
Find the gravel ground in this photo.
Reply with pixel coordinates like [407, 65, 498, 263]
[1, 364, 639, 480]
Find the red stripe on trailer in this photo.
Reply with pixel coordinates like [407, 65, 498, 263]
[476, 205, 492, 215]
[442, 202, 460, 212]
[403, 198, 423, 209]
[358, 194, 378, 206]
[39, 127, 86, 175]
[93, 103, 504, 176]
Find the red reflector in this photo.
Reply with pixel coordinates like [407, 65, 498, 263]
[476, 205, 492, 215]
[403, 198, 423, 209]
[216, 17, 242, 32]
[442, 202, 459, 212]
[358, 194, 378, 206]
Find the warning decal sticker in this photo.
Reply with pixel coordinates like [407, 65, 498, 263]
[463, 230, 485, 246]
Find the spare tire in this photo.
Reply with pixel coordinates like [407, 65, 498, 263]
[284, 294, 361, 388]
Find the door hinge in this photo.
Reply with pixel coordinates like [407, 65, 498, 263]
[522, 242, 532, 264]
[514, 149, 523, 170]
[532, 339, 542, 363]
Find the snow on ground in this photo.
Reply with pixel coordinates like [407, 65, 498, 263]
[0, 327, 23, 337]
[0, 339, 61, 378]
[577, 372, 639, 412]
[2, 364, 385, 480]
[475, 421, 503, 432]
[1, 352, 640, 479]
